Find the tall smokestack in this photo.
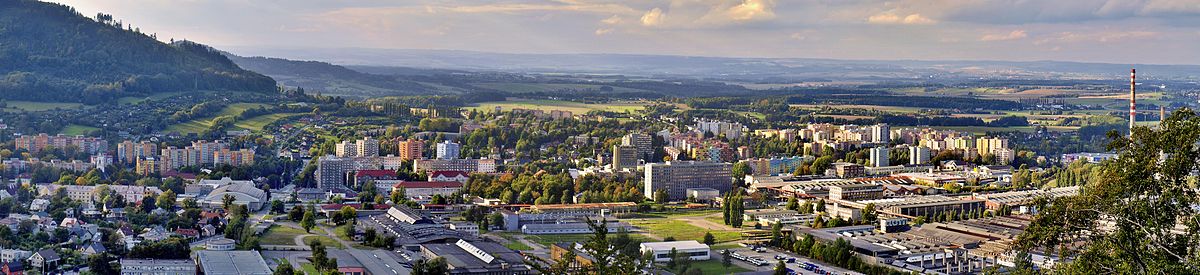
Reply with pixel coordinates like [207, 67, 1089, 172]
[1130, 68, 1136, 135]
[1161, 106, 1166, 122]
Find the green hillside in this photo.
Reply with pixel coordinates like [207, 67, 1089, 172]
[0, 0, 276, 104]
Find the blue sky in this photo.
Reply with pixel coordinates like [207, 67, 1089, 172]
[50, 0, 1200, 64]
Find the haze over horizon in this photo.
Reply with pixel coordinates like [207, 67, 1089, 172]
[48, 0, 1200, 66]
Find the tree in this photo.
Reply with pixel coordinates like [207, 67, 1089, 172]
[814, 199, 826, 212]
[653, 189, 668, 204]
[412, 257, 449, 275]
[300, 210, 316, 233]
[274, 259, 298, 275]
[1016, 109, 1200, 274]
[861, 203, 878, 223]
[156, 189, 176, 210]
[770, 222, 784, 246]
[222, 194, 235, 210]
[666, 247, 679, 269]
[271, 200, 285, 214]
[785, 196, 798, 211]
[774, 260, 787, 275]
[288, 205, 304, 221]
[703, 232, 716, 246]
[88, 254, 117, 275]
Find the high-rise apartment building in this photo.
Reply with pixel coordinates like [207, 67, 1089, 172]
[356, 137, 379, 157]
[909, 146, 931, 165]
[335, 140, 358, 157]
[397, 139, 425, 161]
[621, 133, 654, 161]
[643, 161, 732, 201]
[869, 147, 889, 167]
[436, 141, 461, 160]
[117, 140, 157, 164]
[871, 124, 890, 144]
[612, 145, 639, 170]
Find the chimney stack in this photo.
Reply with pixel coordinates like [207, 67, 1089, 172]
[1161, 106, 1166, 122]
[1130, 68, 1136, 135]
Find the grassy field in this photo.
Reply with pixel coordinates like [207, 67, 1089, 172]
[166, 103, 270, 133]
[672, 259, 751, 275]
[303, 235, 344, 249]
[59, 124, 100, 135]
[235, 113, 303, 131]
[301, 263, 318, 275]
[3, 101, 84, 112]
[628, 219, 742, 243]
[468, 99, 647, 114]
[260, 225, 306, 245]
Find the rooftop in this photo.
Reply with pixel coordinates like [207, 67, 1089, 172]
[195, 250, 272, 275]
[640, 240, 709, 251]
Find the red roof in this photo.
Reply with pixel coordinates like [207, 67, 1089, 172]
[356, 170, 396, 178]
[429, 170, 469, 178]
[393, 181, 463, 189]
[174, 228, 198, 236]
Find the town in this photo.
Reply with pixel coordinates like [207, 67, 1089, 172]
[0, 100, 1104, 275]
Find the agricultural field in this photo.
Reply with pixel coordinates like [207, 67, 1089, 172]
[59, 124, 100, 135]
[467, 99, 647, 114]
[469, 82, 650, 94]
[166, 103, 270, 133]
[2, 101, 84, 112]
[235, 113, 304, 132]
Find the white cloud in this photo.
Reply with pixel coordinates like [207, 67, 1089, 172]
[601, 15, 623, 25]
[979, 30, 1028, 41]
[867, 13, 936, 25]
[641, 8, 664, 26]
[726, 0, 775, 21]
[595, 28, 613, 35]
[1035, 30, 1159, 45]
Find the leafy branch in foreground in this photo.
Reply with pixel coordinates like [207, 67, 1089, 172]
[1016, 108, 1200, 274]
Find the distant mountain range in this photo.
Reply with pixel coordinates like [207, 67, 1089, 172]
[0, 0, 275, 104]
[224, 55, 441, 98]
[225, 47, 1200, 82]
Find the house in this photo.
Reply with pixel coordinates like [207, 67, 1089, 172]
[174, 228, 199, 239]
[27, 249, 59, 272]
[0, 249, 31, 264]
[28, 199, 49, 212]
[201, 224, 218, 237]
[81, 242, 106, 256]
[428, 171, 470, 183]
[0, 261, 23, 275]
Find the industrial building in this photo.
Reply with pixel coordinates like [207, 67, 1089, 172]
[640, 241, 711, 262]
[194, 250, 272, 275]
[420, 240, 533, 275]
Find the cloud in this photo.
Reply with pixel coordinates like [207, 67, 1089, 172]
[601, 15, 623, 25]
[595, 28, 613, 35]
[725, 0, 775, 21]
[979, 30, 1028, 41]
[641, 8, 664, 26]
[867, 13, 936, 25]
[1035, 30, 1159, 44]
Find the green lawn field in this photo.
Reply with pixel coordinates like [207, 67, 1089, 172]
[166, 103, 270, 133]
[3, 101, 83, 112]
[59, 124, 100, 135]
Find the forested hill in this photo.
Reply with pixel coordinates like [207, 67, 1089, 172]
[0, 0, 276, 104]
[225, 54, 437, 98]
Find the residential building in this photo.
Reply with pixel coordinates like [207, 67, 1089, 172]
[388, 181, 463, 198]
[117, 141, 157, 164]
[621, 132, 654, 160]
[0, 249, 30, 264]
[27, 249, 58, 273]
[135, 157, 159, 176]
[869, 147, 889, 167]
[909, 146, 931, 165]
[871, 124, 890, 143]
[429, 171, 470, 183]
[436, 141, 461, 159]
[640, 241, 710, 262]
[611, 145, 638, 170]
[643, 161, 732, 201]
[686, 188, 721, 201]
[357, 137, 379, 157]
[1060, 152, 1117, 164]
[118, 259, 196, 275]
[317, 155, 356, 190]
[397, 139, 425, 161]
[38, 184, 162, 203]
[412, 159, 478, 174]
[15, 134, 106, 154]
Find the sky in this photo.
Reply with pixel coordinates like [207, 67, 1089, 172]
[49, 0, 1200, 65]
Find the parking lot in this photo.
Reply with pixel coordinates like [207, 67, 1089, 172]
[722, 246, 862, 275]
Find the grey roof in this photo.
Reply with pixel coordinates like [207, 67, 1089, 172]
[422, 241, 530, 273]
[34, 249, 59, 261]
[195, 250, 272, 275]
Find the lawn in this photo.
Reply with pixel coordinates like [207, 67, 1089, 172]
[3, 101, 83, 112]
[235, 112, 303, 131]
[628, 219, 742, 244]
[303, 235, 345, 249]
[467, 99, 647, 114]
[674, 259, 751, 275]
[166, 103, 271, 133]
[502, 239, 533, 251]
[520, 233, 655, 247]
[301, 263, 319, 275]
[59, 124, 100, 135]
[260, 225, 306, 245]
